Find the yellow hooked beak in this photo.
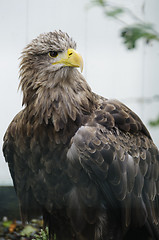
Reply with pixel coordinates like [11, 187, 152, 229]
[53, 48, 83, 72]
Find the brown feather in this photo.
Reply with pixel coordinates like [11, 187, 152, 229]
[3, 30, 159, 240]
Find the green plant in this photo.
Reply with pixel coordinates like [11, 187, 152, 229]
[90, 0, 159, 49]
[32, 227, 50, 240]
[149, 116, 159, 127]
[90, 0, 159, 128]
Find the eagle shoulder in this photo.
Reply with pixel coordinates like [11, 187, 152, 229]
[94, 97, 151, 138]
[67, 96, 159, 233]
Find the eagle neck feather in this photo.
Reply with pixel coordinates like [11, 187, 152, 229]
[21, 68, 96, 131]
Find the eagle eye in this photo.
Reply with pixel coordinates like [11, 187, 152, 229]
[49, 51, 58, 58]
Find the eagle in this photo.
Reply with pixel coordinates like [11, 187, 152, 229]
[3, 30, 159, 240]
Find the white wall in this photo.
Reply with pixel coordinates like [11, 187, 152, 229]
[0, 0, 159, 185]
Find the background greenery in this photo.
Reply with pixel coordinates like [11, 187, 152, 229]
[90, 0, 159, 127]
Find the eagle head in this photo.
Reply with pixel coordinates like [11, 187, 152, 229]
[19, 30, 84, 106]
[20, 30, 83, 75]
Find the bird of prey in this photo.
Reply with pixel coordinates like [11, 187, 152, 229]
[3, 30, 159, 240]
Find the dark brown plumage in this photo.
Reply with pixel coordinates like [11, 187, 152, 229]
[3, 30, 159, 240]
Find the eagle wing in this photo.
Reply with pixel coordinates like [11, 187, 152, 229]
[3, 98, 159, 238]
[67, 98, 159, 234]
[3, 111, 44, 222]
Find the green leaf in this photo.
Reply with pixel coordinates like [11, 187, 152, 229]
[121, 23, 159, 49]
[90, 0, 106, 7]
[149, 116, 159, 127]
[20, 225, 38, 237]
[105, 7, 124, 17]
[2, 220, 12, 228]
[32, 227, 51, 240]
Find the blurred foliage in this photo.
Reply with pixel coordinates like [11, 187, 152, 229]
[90, 0, 159, 49]
[90, 0, 159, 127]
[121, 23, 159, 49]
[32, 227, 50, 240]
[20, 225, 38, 237]
[149, 117, 159, 127]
